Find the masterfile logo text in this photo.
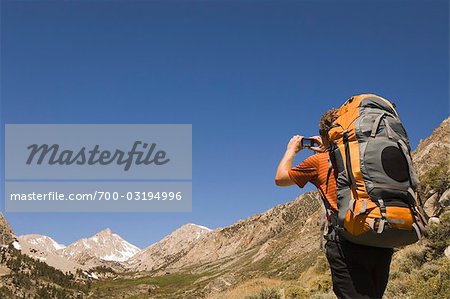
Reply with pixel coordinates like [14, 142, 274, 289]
[26, 141, 170, 171]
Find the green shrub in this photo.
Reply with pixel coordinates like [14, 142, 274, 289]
[90, 265, 115, 274]
[420, 160, 450, 196]
[0, 286, 14, 299]
[386, 211, 450, 299]
[285, 286, 308, 299]
[410, 259, 450, 299]
[245, 288, 282, 299]
[426, 211, 450, 258]
[395, 246, 427, 274]
[310, 276, 332, 293]
[313, 256, 329, 274]
[385, 274, 409, 297]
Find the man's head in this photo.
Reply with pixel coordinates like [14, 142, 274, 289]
[319, 108, 338, 148]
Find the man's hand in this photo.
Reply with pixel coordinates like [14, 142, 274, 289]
[287, 135, 303, 154]
[310, 135, 327, 153]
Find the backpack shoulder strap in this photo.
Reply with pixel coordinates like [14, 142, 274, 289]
[325, 159, 332, 193]
[318, 161, 334, 219]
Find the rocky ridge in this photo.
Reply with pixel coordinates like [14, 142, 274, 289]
[0, 213, 15, 246]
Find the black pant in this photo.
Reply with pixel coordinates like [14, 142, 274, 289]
[325, 238, 394, 299]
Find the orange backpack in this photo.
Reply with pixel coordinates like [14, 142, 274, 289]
[326, 94, 427, 248]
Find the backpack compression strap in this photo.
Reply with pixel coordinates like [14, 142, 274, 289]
[343, 130, 358, 199]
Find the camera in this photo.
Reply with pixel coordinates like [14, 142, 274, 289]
[301, 138, 318, 149]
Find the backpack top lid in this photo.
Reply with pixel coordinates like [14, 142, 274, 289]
[328, 94, 399, 143]
[338, 93, 398, 118]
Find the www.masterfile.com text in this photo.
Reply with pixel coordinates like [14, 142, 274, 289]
[9, 191, 184, 201]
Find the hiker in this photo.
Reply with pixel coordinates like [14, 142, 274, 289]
[274, 108, 394, 299]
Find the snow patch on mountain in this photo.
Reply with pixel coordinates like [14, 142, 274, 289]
[19, 234, 66, 253]
[62, 228, 140, 264]
[188, 223, 212, 231]
[12, 241, 21, 250]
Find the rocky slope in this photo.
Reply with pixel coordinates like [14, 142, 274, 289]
[0, 217, 89, 298]
[0, 245, 88, 298]
[127, 223, 211, 272]
[412, 116, 450, 178]
[126, 191, 322, 276]
[171, 192, 321, 271]
[412, 117, 450, 218]
[17, 234, 87, 274]
[0, 213, 15, 246]
[187, 192, 323, 297]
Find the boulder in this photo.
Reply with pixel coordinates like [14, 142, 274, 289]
[424, 192, 440, 217]
[438, 189, 450, 214]
[428, 217, 440, 225]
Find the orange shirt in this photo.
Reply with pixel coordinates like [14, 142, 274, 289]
[288, 152, 338, 212]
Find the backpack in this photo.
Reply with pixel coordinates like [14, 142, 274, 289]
[326, 94, 427, 248]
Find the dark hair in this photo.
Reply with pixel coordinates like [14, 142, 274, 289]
[319, 108, 338, 136]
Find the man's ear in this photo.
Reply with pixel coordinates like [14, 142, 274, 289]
[320, 134, 330, 148]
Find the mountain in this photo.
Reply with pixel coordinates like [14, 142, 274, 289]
[61, 228, 140, 265]
[15, 228, 140, 273]
[183, 191, 323, 295]
[127, 223, 212, 272]
[127, 191, 322, 277]
[171, 192, 321, 272]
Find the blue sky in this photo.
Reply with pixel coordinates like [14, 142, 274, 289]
[1, 0, 448, 248]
